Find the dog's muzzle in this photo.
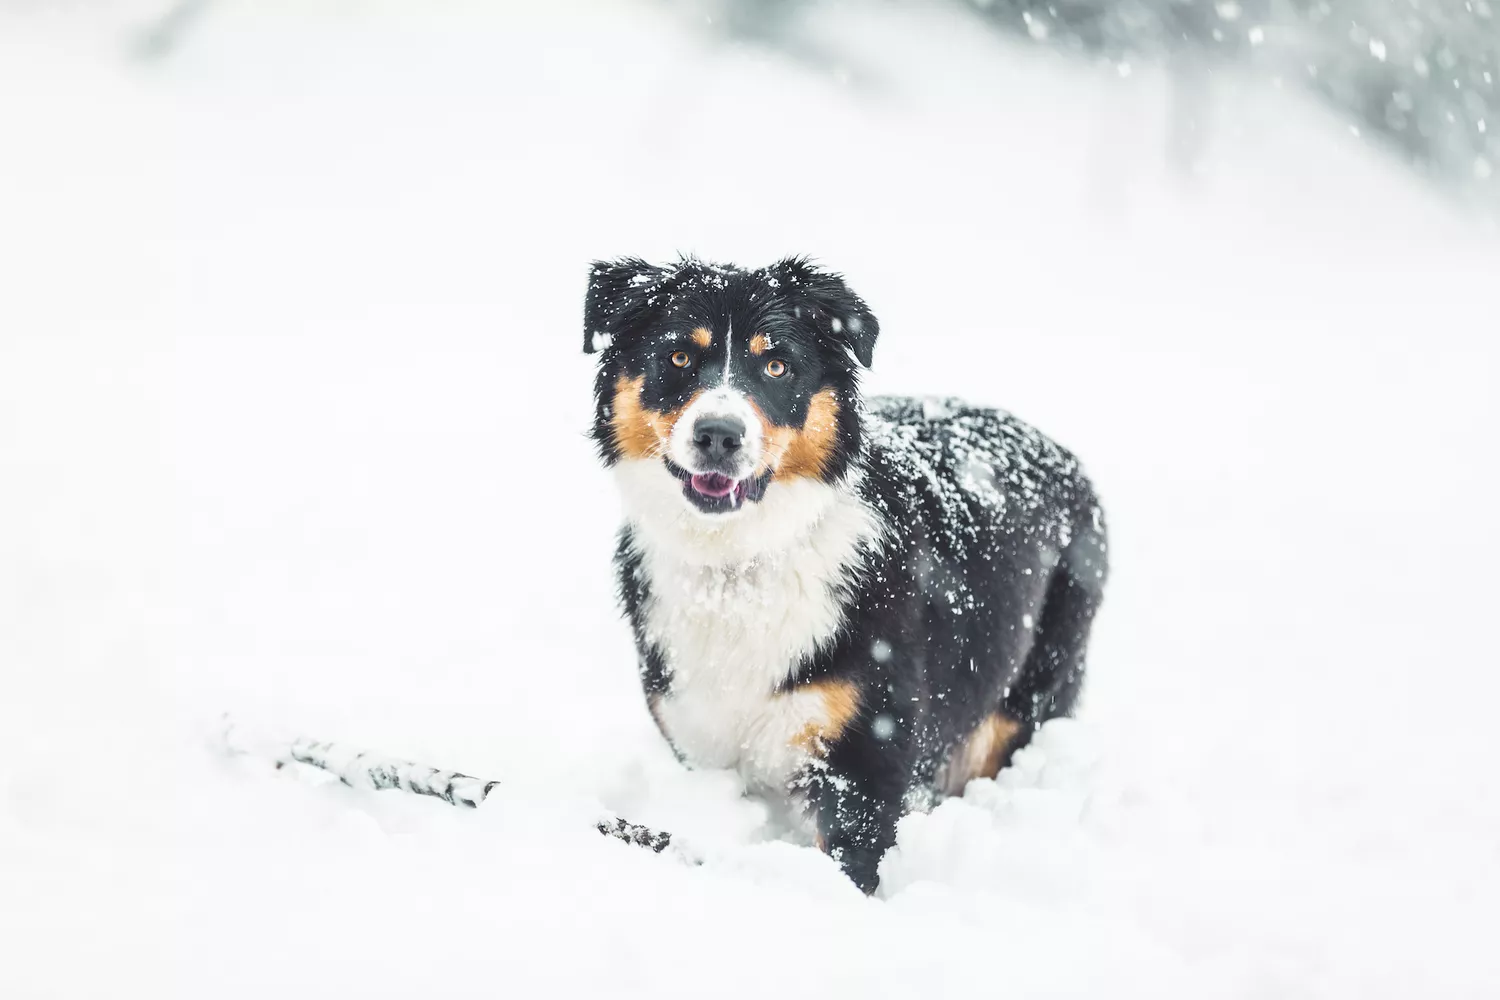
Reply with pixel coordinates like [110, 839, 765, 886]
[667, 389, 769, 514]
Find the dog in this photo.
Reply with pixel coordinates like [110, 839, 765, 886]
[583, 255, 1108, 894]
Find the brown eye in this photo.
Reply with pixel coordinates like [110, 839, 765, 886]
[765, 359, 788, 377]
[670, 351, 691, 369]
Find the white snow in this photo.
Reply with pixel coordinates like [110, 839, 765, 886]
[3, 2, 1499, 998]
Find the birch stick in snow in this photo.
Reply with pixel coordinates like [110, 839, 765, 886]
[218, 714, 678, 854]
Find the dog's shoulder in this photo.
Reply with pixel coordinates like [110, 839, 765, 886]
[861, 394, 1079, 473]
[855, 393, 1098, 545]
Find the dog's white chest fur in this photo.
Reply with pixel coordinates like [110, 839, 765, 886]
[615, 460, 883, 792]
[646, 555, 838, 791]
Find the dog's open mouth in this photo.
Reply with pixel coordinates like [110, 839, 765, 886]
[667, 462, 771, 514]
[689, 473, 740, 500]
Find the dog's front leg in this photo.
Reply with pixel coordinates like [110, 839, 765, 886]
[799, 726, 910, 895]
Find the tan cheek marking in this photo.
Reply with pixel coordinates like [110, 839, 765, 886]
[769, 389, 841, 482]
[788, 679, 862, 757]
[937, 712, 1025, 796]
[610, 376, 698, 460]
[748, 333, 770, 356]
[691, 327, 713, 348]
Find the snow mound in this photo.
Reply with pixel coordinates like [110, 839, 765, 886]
[3, 2, 1497, 999]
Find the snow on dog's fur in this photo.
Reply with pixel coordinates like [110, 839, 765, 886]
[584, 255, 1109, 893]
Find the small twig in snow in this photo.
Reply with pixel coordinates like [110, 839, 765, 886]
[218, 713, 681, 856]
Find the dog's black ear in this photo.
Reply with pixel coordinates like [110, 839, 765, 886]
[765, 256, 880, 368]
[583, 257, 668, 354]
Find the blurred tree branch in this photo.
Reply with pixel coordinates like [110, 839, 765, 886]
[683, 0, 1497, 213]
[130, 0, 214, 62]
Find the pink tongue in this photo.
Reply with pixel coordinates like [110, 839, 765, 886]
[690, 473, 737, 498]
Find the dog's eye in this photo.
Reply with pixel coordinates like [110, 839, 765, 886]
[765, 359, 788, 378]
[670, 351, 692, 369]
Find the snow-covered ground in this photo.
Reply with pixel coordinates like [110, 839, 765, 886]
[3, 2, 1498, 997]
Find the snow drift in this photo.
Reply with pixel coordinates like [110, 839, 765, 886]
[2, 2, 1497, 998]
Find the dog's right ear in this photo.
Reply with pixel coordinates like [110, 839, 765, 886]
[583, 257, 668, 354]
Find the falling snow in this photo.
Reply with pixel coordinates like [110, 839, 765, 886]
[3, 3, 1497, 1000]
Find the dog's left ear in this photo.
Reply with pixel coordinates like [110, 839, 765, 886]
[583, 257, 669, 354]
[765, 257, 880, 368]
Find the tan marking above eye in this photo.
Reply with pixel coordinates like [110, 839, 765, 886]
[748, 333, 770, 356]
[765, 359, 788, 377]
[670, 351, 691, 368]
[691, 327, 713, 348]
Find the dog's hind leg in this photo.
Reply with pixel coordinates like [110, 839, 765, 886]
[999, 518, 1109, 751]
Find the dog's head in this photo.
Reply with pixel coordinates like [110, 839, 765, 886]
[583, 255, 879, 519]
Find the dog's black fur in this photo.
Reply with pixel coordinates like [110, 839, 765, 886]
[584, 255, 1108, 894]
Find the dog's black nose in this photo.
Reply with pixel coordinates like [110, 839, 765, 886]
[692, 416, 744, 460]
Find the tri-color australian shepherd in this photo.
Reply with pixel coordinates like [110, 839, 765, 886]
[583, 255, 1109, 894]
